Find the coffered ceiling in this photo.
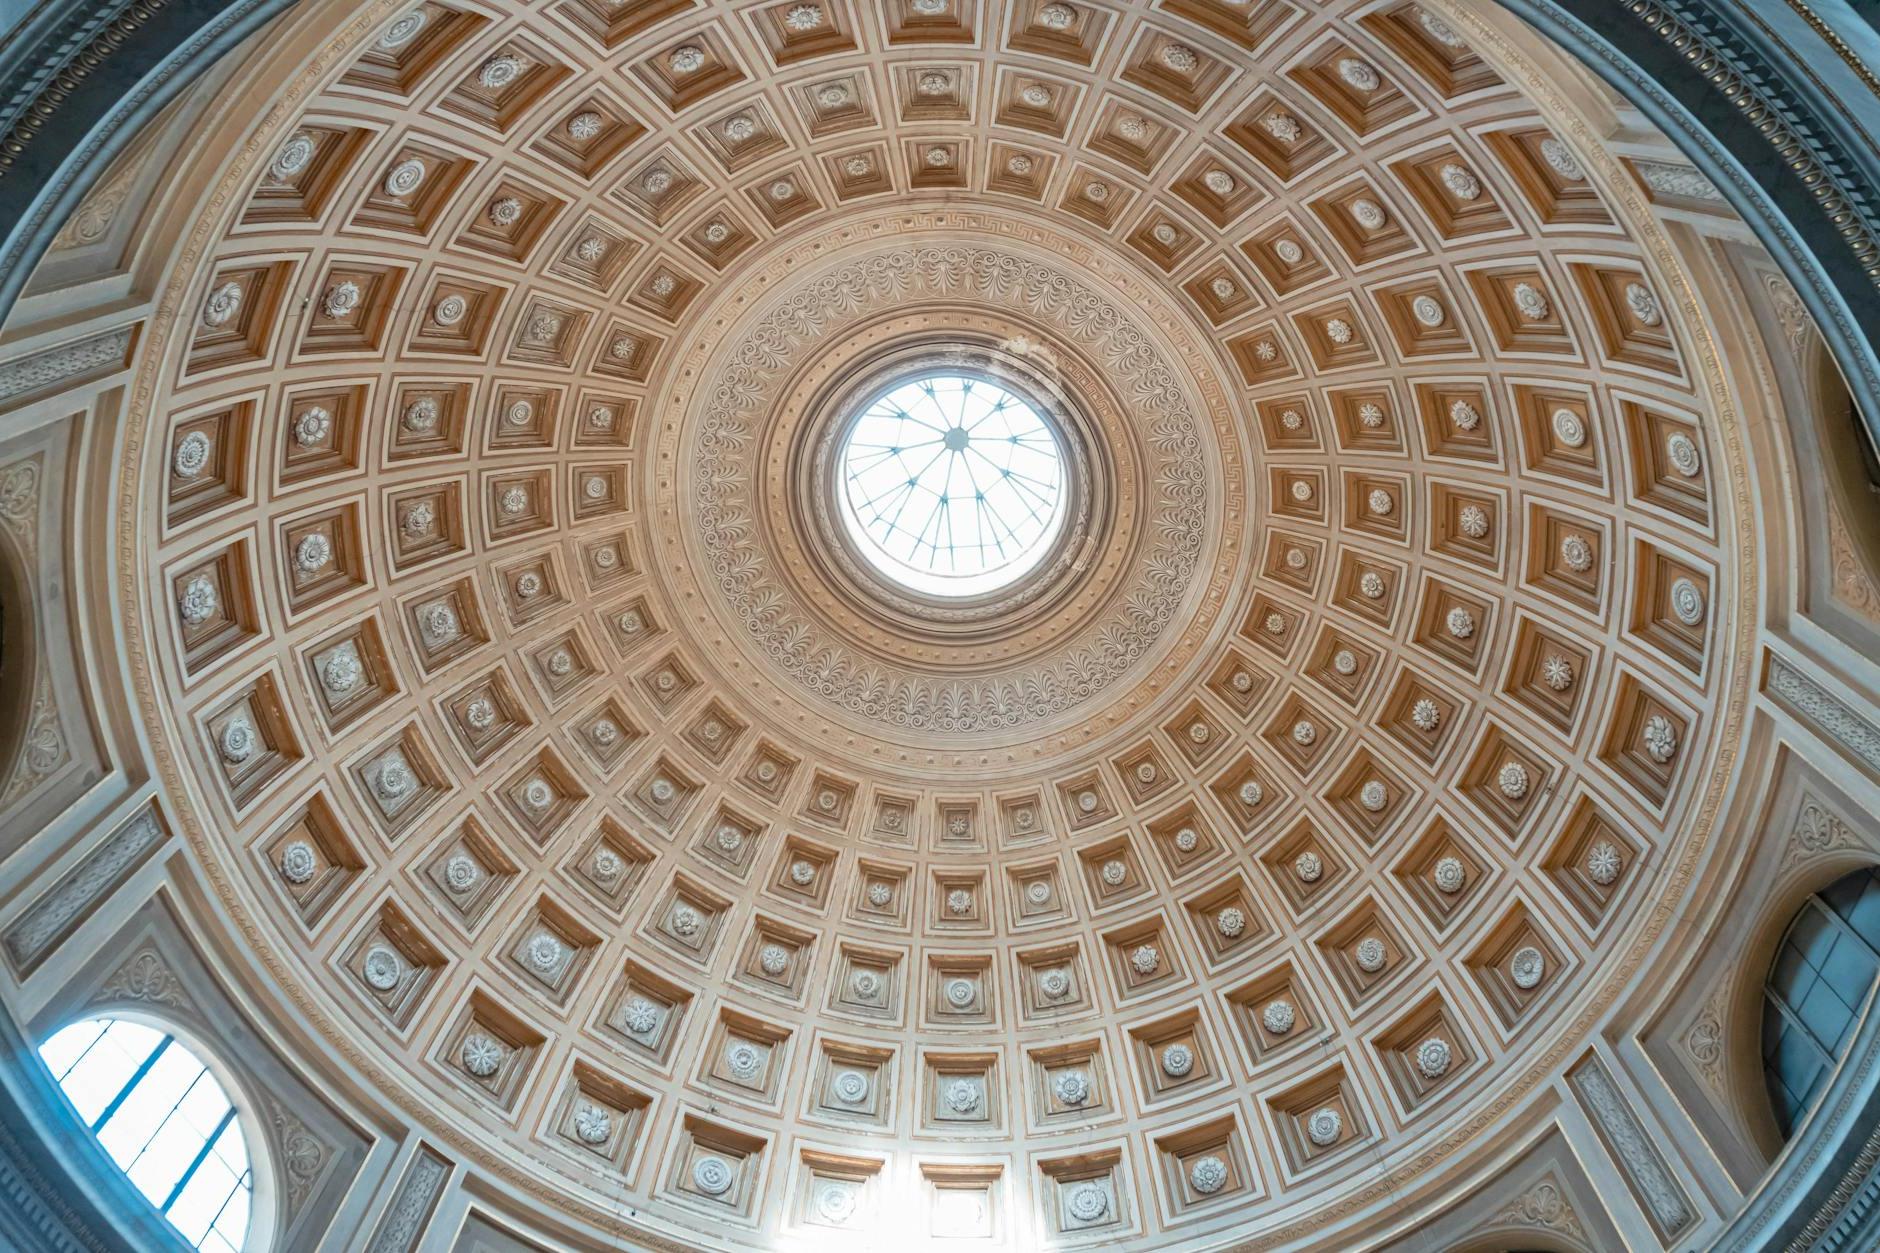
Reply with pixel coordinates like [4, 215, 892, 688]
[108, 0, 1755, 1244]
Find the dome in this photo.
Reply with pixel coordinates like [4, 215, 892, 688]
[1, 0, 1879, 1249]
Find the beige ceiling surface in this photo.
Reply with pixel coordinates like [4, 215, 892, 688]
[112, 0, 1755, 1245]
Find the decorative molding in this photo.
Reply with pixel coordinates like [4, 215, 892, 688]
[1828, 506, 1880, 625]
[0, 668, 68, 810]
[0, 328, 134, 407]
[688, 237, 1213, 734]
[91, 945, 188, 1013]
[1572, 1060, 1697, 1239]
[257, 1089, 331, 1223]
[1781, 797, 1863, 874]
[1769, 655, 1880, 774]
[1785, 1121, 1880, 1252]
[1763, 271, 1814, 358]
[366, 1148, 450, 1253]
[1635, 158, 1724, 204]
[2, 808, 165, 975]
[1685, 987, 1728, 1096]
[1486, 1175, 1590, 1248]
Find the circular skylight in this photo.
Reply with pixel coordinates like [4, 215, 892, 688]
[837, 374, 1068, 597]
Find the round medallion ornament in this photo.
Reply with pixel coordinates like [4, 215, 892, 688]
[1359, 781, 1388, 812]
[218, 717, 257, 765]
[1217, 906, 1246, 938]
[433, 294, 468, 328]
[524, 932, 563, 974]
[788, 860, 816, 886]
[1262, 999, 1296, 1035]
[1307, 1108, 1344, 1147]
[1643, 714, 1679, 763]
[1160, 1043, 1194, 1078]
[1513, 282, 1551, 321]
[1038, 2, 1074, 29]
[1670, 577, 1707, 625]
[1665, 431, 1702, 477]
[669, 904, 700, 936]
[1067, 1183, 1109, 1223]
[668, 45, 705, 74]
[833, 1070, 869, 1103]
[1099, 860, 1127, 887]
[945, 977, 976, 1008]
[443, 853, 480, 894]
[1294, 851, 1323, 883]
[651, 777, 676, 805]
[1160, 43, 1198, 72]
[944, 1078, 981, 1114]
[1510, 947, 1547, 989]
[1412, 295, 1445, 327]
[573, 1104, 612, 1146]
[172, 431, 211, 478]
[816, 1182, 857, 1224]
[278, 840, 317, 884]
[1411, 698, 1441, 732]
[724, 1041, 763, 1080]
[1360, 571, 1387, 599]
[946, 887, 973, 916]
[362, 945, 402, 991]
[1038, 968, 1070, 1000]
[464, 699, 495, 732]
[1238, 780, 1264, 806]
[1433, 856, 1466, 894]
[461, 1032, 504, 1078]
[1175, 826, 1200, 852]
[379, 9, 425, 47]
[201, 280, 242, 328]
[1338, 57, 1380, 91]
[758, 944, 790, 976]
[292, 406, 331, 447]
[1189, 1155, 1228, 1195]
[293, 533, 333, 575]
[851, 969, 881, 998]
[1535, 134, 1583, 180]
[1497, 761, 1531, 799]
[590, 848, 623, 882]
[1416, 1038, 1453, 1079]
[321, 280, 361, 319]
[623, 997, 661, 1035]
[1263, 111, 1302, 143]
[1054, 1070, 1090, 1105]
[1355, 937, 1388, 973]
[1541, 654, 1575, 691]
[1449, 399, 1481, 431]
[818, 84, 852, 108]
[320, 647, 363, 696]
[1551, 407, 1587, 447]
[383, 158, 426, 198]
[1587, 841, 1624, 885]
[1352, 199, 1386, 230]
[1275, 239, 1304, 264]
[1560, 534, 1593, 572]
[1440, 163, 1482, 200]
[1024, 880, 1051, 906]
[1292, 720, 1317, 747]
[1203, 168, 1236, 196]
[868, 882, 894, 907]
[1418, 7, 1466, 47]
[692, 1156, 734, 1196]
[1625, 282, 1663, 326]
[1130, 944, 1160, 976]
[488, 196, 522, 227]
[567, 111, 602, 140]
[1326, 318, 1354, 345]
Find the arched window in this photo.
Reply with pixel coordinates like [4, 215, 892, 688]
[39, 1016, 254, 1251]
[1762, 867, 1880, 1137]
